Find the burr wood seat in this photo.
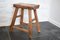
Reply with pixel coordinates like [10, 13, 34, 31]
[9, 3, 40, 40]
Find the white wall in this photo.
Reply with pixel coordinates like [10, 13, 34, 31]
[0, 0, 49, 26]
[49, 0, 60, 27]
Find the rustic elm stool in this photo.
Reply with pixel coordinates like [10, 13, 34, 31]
[9, 3, 40, 40]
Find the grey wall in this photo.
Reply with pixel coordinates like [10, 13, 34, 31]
[49, 0, 60, 27]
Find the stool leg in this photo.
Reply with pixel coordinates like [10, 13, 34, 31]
[28, 9, 32, 40]
[34, 9, 40, 32]
[9, 8, 19, 32]
[20, 8, 24, 27]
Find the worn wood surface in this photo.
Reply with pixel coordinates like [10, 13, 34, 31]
[9, 8, 19, 32]
[34, 9, 40, 32]
[10, 3, 40, 40]
[13, 3, 39, 9]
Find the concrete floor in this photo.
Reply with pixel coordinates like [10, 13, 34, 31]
[0, 21, 60, 40]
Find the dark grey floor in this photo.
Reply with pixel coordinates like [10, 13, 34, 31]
[0, 21, 60, 40]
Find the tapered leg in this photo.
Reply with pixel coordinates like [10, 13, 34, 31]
[20, 8, 24, 25]
[34, 9, 40, 32]
[28, 9, 32, 40]
[20, 8, 24, 27]
[9, 8, 19, 32]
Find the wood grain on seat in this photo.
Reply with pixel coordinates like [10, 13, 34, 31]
[13, 3, 40, 9]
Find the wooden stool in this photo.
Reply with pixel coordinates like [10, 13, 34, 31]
[9, 3, 40, 40]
